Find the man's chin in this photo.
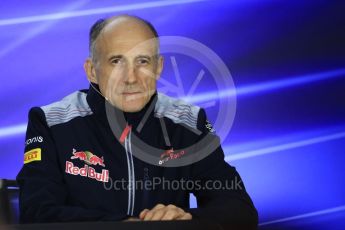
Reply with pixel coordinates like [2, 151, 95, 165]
[120, 100, 146, 112]
[122, 105, 144, 112]
[108, 94, 150, 112]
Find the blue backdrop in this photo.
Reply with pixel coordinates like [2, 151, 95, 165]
[1, 0, 344, 229]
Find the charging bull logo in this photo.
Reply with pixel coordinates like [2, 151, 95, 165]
[66, 149, 109, 183]
[71, 148, 105, 167]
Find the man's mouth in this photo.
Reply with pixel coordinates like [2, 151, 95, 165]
[122, 91, 144, 102]
[122, 92, 141, 96]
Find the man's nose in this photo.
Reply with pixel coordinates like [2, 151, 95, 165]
[124, 64, 137, 84]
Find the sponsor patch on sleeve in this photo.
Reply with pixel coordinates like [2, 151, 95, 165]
[24, 148, 41, 164]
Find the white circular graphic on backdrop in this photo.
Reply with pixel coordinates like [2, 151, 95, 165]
[105, 36, 236, 167]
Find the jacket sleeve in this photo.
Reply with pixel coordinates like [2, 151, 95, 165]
[188, 109, 258, 228]
[16, 107, 127, 223]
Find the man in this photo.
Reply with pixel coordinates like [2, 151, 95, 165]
[17, 15, 258, 227]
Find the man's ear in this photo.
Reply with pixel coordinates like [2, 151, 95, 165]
[84, 58, 98, 84]
[155, 55, 164, 80]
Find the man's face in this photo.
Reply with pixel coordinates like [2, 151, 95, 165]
[86, 19, 163, 112]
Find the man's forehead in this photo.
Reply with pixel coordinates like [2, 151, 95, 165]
[100, 38, 157, 55]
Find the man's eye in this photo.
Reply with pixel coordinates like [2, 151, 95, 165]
[111, 59, 122, 64]
[137, 59, 149, 65]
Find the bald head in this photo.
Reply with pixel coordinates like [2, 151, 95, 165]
[89, 15, 159, 59]
[83, 15, 164, 112]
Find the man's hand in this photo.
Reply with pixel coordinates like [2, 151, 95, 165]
[139, 204, 192, 221]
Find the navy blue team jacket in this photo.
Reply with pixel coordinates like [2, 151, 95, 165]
[16, 84, 258, 227]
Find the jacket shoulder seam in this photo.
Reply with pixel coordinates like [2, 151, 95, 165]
[41, 91, 92, 127]
[154, 92, 200, 131]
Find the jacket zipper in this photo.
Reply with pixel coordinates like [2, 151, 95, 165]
[123, 124, 135, 216]
[128, 129, 135, 216]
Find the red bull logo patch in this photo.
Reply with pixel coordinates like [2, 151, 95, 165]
[65, 161, 109, 183]
[66, 149, 109, 183]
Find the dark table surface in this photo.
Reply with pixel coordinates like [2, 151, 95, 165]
[1, 220, 226, 230]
